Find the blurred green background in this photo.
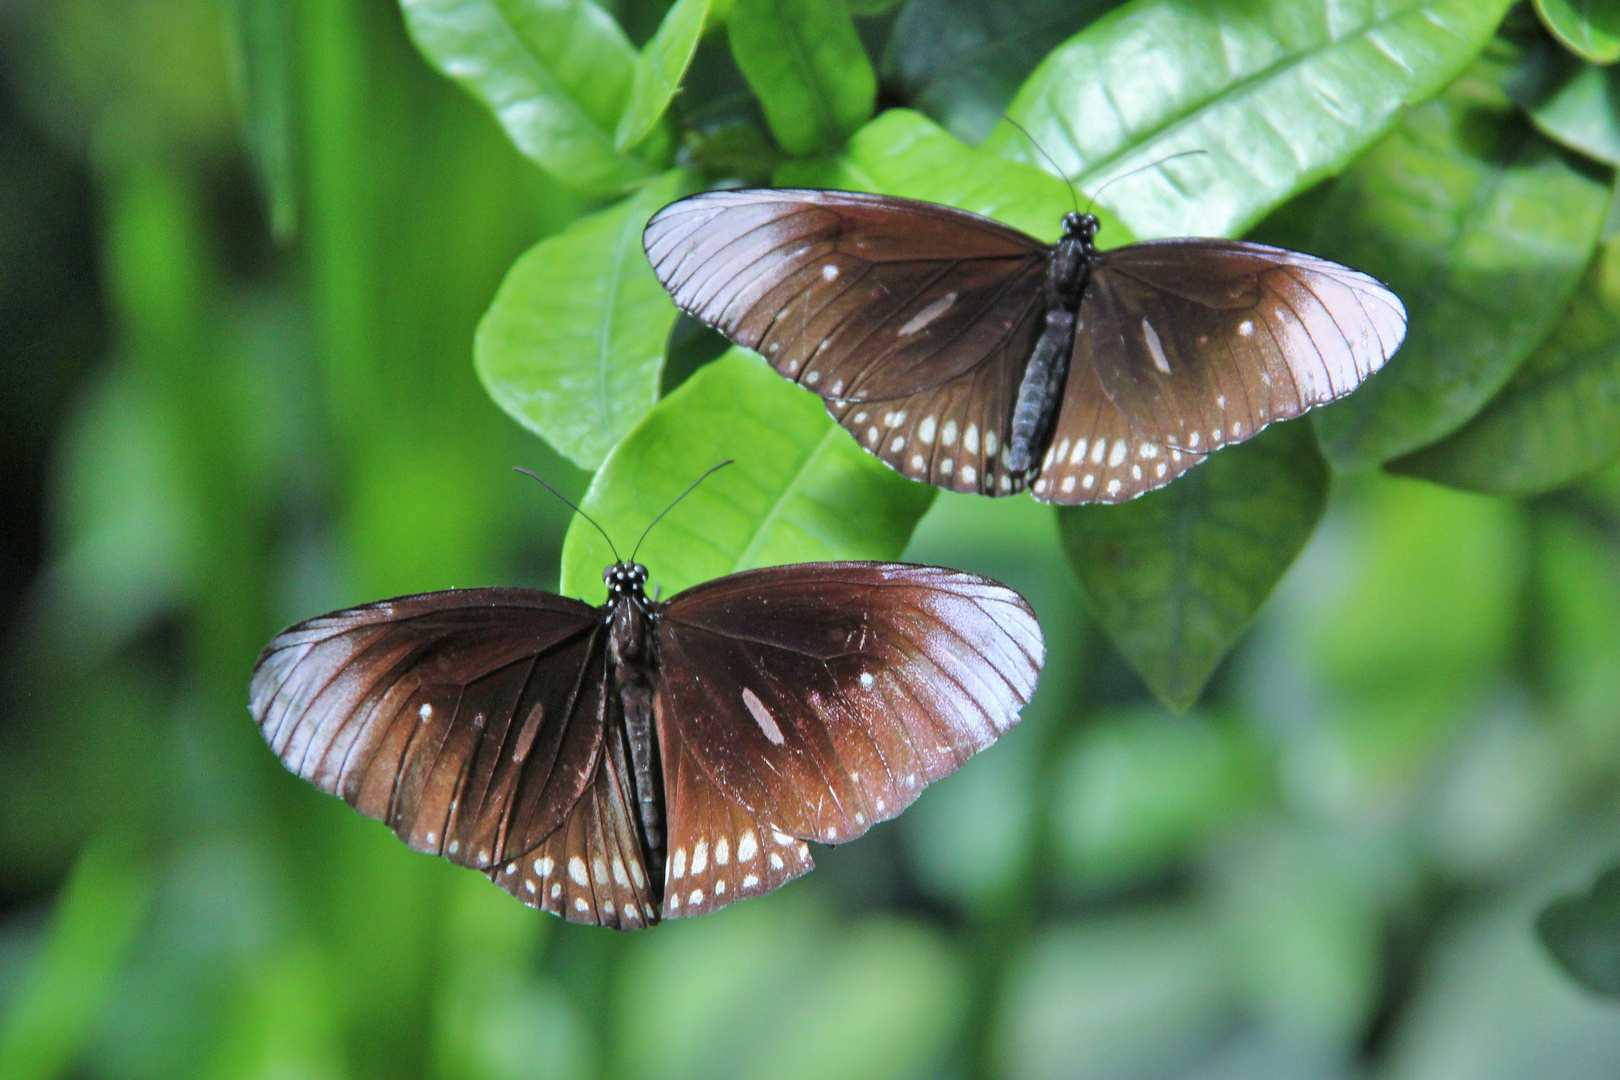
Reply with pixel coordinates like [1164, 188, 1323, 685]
[4, 0, 1620, 1078]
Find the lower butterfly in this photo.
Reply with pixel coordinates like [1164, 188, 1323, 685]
[249, 479, 1044, 929]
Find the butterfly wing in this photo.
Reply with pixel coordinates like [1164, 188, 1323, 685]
[828, 285, 1045, 497]
[644, 189, 1048, 401]
[250, 589, 657, 929]
[652, 562, 1043, 919]
[1080, 239, 1406, 454]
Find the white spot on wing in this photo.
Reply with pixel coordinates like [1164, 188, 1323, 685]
[738, 832, 758, 861]
[860, 672, 874, 689]
[822, 263, 839, 281]
[918, 415, 936, 443]
[692, 841, 708, 875]
[569, 857, 588, 885]
[941, 419, 958, 446]
[672, 847, 687, 879]
[898, 292, 958, 335]
[716, 838, 730, 865]
[1143, 318, 1172, 373]
[1109, 440, 1127, 467]
[743, 688, 784, 743]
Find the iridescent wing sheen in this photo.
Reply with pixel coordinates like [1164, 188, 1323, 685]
[644, 189, 1048, 401]
[653, 562, 1044, 889]
[1082, 239, 1406, 454]
[250, 589, 655, 928]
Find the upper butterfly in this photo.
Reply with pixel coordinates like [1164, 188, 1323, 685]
[250, 554, 1042, 930]
[643, 190, 1406, 502]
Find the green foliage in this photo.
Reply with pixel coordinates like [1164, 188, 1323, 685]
[477, 170, 692, 470]
[615, 0, 712, 150]
[1057, 421, 1329, 709]
[1535, 0, 1620, 63]
[1538, 865, 1620, 996]
[1530, 63, 1620, 165]
[224, 0, 301, 237]
[728, 0, 875, 156]
[986, 0, 1516, 239]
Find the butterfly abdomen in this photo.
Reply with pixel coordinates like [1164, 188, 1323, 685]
[1008, 235, 1091, 473]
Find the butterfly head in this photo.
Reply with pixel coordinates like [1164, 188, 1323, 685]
[604, 561, 650, 599]
[1062, 212, 1100, 249]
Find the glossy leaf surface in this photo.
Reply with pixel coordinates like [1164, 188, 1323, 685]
[1394, 239, 1620, 493]
[401, 0, 652, 192]
[560, 348, 935, 602]
[1312, 81, 1608, 469]
[1531, 63, 1620, 166]
[728, 0, 876, 155]
[225, 0, 300, 237]
[615, 0, 711, 151]
[1057, 421, 1328, 709]
[1538, 864, 1620, 996]
[987, 0, 1515, 240]
[476, 171, 690, 470]
[1536, 0, 1620, 63]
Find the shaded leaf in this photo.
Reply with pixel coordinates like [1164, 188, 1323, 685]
[1538, 864, 1620, 996]
[476, 171, 691, 470]
[1056, 421, 1328, 709]
[774, 107, 1128, 243]
[1536, 0, 1620, 64]
[1311, 81, 1608, 470]
[986, 0, 1516, 240]
[224, 0, 299, 238]
[615, 0, 711, 151]
[1531, 63, 1620, 165]
[561, 348, 935, 601]
[401, 0, 652, 193]
[880, 0, 1124, 144]
[728, 0, 876, 156]
[1393, 238, 1620, 493]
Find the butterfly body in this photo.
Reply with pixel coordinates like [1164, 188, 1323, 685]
[250, 559, 1043, 929]
[644, 190, 1407, 503]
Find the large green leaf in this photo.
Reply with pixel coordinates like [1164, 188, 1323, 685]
[880, 0, 1124, 144]
[1392, 239, 1620, 494]
[1531, 63, 1620, 166]
[1311, 85, 1608, 470]
[1538, 864, 1620, 996]
[476, 171, 689, 470]
[401, 0, 652, 193]
[560, 349, 935, 602]
[985, 0, 1515, 240]
[774, 108, 1128, 243]
[728, 0, 876, 156]
[615, 0, 711, 151]
[1056, 420, 1329, 709]
[224, 0, 299, 238]
[1535, 0, 1620, 64]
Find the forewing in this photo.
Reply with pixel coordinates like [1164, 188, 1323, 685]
[828, 288, 1043, 497]
[644, 189, 1048, 400]
[1030, 360, 1207, 504]
[654, 563, 1043, 847]
[489, 726, 660, 930]
[1081, 239, 1406, 452]
[250, 589, 607, 872]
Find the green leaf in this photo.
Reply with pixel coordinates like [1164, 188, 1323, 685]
[880, 0, 1124, 144]
[1535, 0, 1620, 64]
[728, 0, 876, 156]
[1392, 239, 1620, 494]
[0, 837, 153, 1080]
[1538, 864, 1620, 996]
[476, 171, 690, 470]
[560, 349, 935, 602]
[224, 0, 299, 238]
[774, 108, 1130, 243]
[615, 0, 711, 151]
[985, 0, 1516, 240]
[1531, 63, 1620, 165]
[401, 0, 652, 193]
[1311, 88, 1609, 470]
[1056, 421, 1329, 709]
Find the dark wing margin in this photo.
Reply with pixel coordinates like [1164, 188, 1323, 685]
[1082, 238, 1406, 453]
[249, 589, 609, 875]
[644, 189, 1048, 401]
[653, 562, 1043, 860]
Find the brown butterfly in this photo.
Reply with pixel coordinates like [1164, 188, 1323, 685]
[643, 190, 1406, 502]
[249, 478, 1043, 929]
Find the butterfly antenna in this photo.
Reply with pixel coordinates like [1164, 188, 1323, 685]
[1082, 150, 1210, 217]
[999, 113, 1079, 216]
[630, 460, 734, 563]
[513, 467, 622, 564]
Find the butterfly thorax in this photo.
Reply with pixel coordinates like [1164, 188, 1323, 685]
[604, 561, 668, 889]
[1007, 213, 1099, 473]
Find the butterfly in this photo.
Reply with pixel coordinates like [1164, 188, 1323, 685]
[248, 478, 1043, 930]
[643, 190, 1406, 503]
